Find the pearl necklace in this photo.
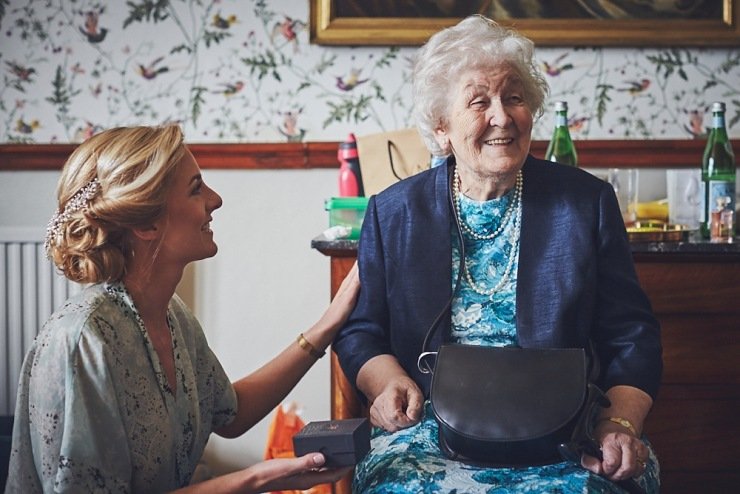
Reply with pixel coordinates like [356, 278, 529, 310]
[453, 168, 523, 296]
[453, 167, 522, 240]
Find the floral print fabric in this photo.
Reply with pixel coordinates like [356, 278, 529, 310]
[355, 403, 660, 493]
[451, 189, 519, 347]
[353, 192, 660, 493]
[6, 283, 237, 493]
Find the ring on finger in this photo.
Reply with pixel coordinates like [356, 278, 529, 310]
[636, 458, 647, 469]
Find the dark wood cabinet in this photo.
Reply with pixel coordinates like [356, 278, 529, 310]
[316, 242, 740, 494]
[632, 253, 740, 493]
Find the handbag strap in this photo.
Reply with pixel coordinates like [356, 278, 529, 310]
[418, 164, 463, 375]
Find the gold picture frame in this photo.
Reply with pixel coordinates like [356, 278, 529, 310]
[310, 0, 740, 47]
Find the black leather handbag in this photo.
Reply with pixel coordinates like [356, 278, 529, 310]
[419, 342, 647, 494]
[423, 343, 608, 467]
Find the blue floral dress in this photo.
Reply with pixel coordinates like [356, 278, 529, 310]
[6, 283, 237, 493]
[353, 189, 660, 493]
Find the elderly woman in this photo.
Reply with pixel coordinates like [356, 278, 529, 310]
[333, 15, 661, 493]
[6, 125, 360, 493]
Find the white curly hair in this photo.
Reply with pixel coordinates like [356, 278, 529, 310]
[412, 15, 549, 156]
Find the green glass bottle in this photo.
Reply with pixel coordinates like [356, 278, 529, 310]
[700, 102, 736, 239]
[545, 101, 578, 167]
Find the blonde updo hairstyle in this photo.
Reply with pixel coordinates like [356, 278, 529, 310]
[413, 15, 549, 156]
[49, 125, 185, 284]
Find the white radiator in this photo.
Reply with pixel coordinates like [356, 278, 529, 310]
[1, 228, 81, 415]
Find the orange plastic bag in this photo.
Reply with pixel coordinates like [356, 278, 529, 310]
[264, 402, 332, 494]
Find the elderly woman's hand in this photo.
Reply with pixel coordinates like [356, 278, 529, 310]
[358, 354, 424, 433]
[581, 421, 649, 482]
[368, 374, 424, 432]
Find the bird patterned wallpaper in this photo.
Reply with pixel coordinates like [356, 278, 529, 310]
[1, 0, 738, 144]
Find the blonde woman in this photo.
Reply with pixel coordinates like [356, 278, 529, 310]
[6, 126, 359, 493]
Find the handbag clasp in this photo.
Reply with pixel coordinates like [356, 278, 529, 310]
[417, 351, 438, 374]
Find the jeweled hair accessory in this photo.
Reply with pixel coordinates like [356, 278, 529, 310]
[44, 177, 101, 256]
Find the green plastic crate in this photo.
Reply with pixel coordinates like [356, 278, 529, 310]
[325, 197, 369, 240]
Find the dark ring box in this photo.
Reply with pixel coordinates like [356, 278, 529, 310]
[292, 417, 370, 467]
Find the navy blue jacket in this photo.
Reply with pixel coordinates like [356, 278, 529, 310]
[333, 155, 662, 402]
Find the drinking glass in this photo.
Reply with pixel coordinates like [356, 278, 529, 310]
[607, 168, 639, 226]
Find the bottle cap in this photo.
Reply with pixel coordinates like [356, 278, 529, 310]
[711, 102, 725, 113]
[554, 101, 568, 111]
[338, 133, 359, 160]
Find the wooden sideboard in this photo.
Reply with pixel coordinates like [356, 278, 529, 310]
[315, 239, 740, 494]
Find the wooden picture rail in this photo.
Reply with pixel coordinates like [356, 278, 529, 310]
[1, 139, 737, 171]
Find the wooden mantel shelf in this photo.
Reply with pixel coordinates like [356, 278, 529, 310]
[2, 139, 738, 171]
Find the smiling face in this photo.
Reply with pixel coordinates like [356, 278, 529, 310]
[434, 66, 533, 195]
[153, 148, 223, 266]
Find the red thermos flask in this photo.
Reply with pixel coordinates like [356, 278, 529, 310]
[338, 133, 364, 197]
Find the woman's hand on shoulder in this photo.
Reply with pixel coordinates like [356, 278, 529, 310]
[581, 421, 649, 482]
[368, 374, 424, 433]
[317, 261, 360, 335]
